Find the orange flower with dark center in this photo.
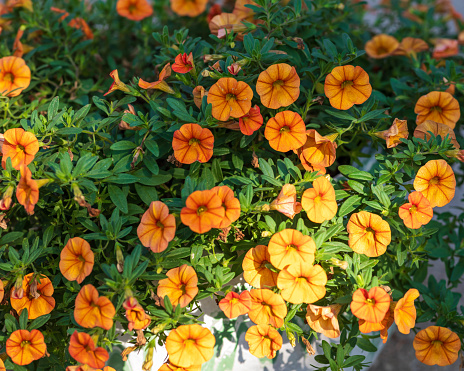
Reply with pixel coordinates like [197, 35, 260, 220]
[256, 63, 300, 109]
[10, 273, 55, 319]
[398, 191, 433, 229]
[6, 329, 46, 366]
[264, 111, 307, 152]
[413, 326, 461, 366]
[170, 0, 208, 17]
[392, 37, 429, 57]
[104, 70, 131, 96]
[68, 331, 109, 369]
[269, 184, 302, 219]
[172, 123, 214, 164]
[268, 229, 316, 270]
[413, 159, 456, 207]
[137, 201, 176, 253]
[139, 64, 174, 94]
[295, 130, 337, 171]
[306, 304, 342, 339]
[180, 189, 225, 233]
[0, 56, 31, 97]
[16, 165, 39, 215]
[218, 291, 252, 318]
[212, 185, 241, 228]
[413, 120, 459, 149]
[207, 77, 253, 121]
[301, 176, 337, 223]
[245, 325, 282, 359]
[374, 118, 409, 148]
[414, 91, 460, 129]
[157, 264, 198, 308]
[209, 13, 246, 40]
[116, 0, 153, 21]
[172, 53, 194, 74]
[248, 288, 287, 328]
[277, 263, 327, 304]
[74, 284, 116, 330]
[347, 211, 391, 257]
[365, 34, 399, 58]
[394, 288, 419, 334]
[165, 324, 215, 367]
[351, 287, 391, 323]
[123, 297, 151, 331]
[192, 85, 206, 108]
[2, 128, 39, 170]
[242, 244, 279, 289]
[59, 237, 94, 284]
[433, 39, 459, 59]
[239, 105, 263, 136]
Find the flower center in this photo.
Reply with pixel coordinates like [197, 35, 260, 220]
[431, 340, 443, 346]
[273, 80, 284, 87]
[179, 284, 187, 294]
[184, 339, 196, 345]
[156, 221, 164, 229]
[129, 4, 136, 12]
[20, 340, 30, 348]
[16, 144, 25, 152]
[279, 125, 290, 133]
[226, 93, 236, 101]
[365, 227, 375, 234]
[377, 47, 389, 54]
[409, 205, 417, 213]
[3, 72, 14, 83]
[366, 298, 376, 305]
[78, 255, 86, 262]
[429, 176, 440, 185]
[188, 138, 200, 146]
[197, 206, 207, 215]
[229, 297, 239, 304]
[430, 106, 443, 113]
[314, 195, 322, 203]
[286, 244, 298, 251]
[296, 276, 307, 284]
[341, 80, 354, 89]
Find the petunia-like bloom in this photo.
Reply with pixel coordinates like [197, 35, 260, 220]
[256, 63, 300, 109]
[165, 324, 215, 368]
[212, 185, 241, 228]
[16, 165, 39, 215]
[59, 237, 94, 284]
[248, 288, 287, 328]
[264, 111, 307, 153]
[295, 130, 337, 171]
[359, 306, 394, 344]
[137, 201, 176, 253]
[172, 123, 214, 164]
[158, 363, 201, 371]
[245, 325, 283, 359]
[116, 0, 153, 21]
[351, 287, 391, 323]
[74, 284, 116, 330]
[209, 13, 247, 40]
[103, 70, 131, 96]
[374, 118, 409, 148]
[242, 245, 279, 289]
[413, 120, 459, 149]
[268, 229, 316, 270]
[170, 0, 208, 17]
[0, 184, 14, 211]
[192, 85, 206, 108]
[301, 176, 337, 223]
[324, 65, 372, 110]
[10, 273, 55, 319]
[433, 39, 459, 60]
[277, 263, 327, 304]
[269, 184, 302, 219]
[172, 53, 194, 74]
[180, 189, 225, 234]
[239, 105, 263, 136]
[392, 37, 429, 57]
[413, 326, 461, 366]
[398, 192, 433, 229]
[0, 56, 31, 97]
[306, 304, 342, 338]
[157, 264, 198, 308]
[51, 8, 94, 40]
[6, 329, 46, 366]
[2, 128, 39, 170]
[233, 0, 257, 21]
[414, 91, 460, 129]
[365, 34, 399, 59]
[218, 291, 252, 318]
[139, 64, 175, 94]
[413, 159, 456, 208]
[68, 331, 109, 369]
[394, 288, 419, 334]
[207, 77, 253, 121]
[347, 211, 391, 257]
[123, 297, 151, 331]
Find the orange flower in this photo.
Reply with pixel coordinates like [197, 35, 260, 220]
[16, 165, 39, 215]
[123, 297, 151, 331]
[0, 359, 4, 371]
[365, 34, 399, 58]
[413, 326, 461, 366]
[256, 63, 300, 109]
[207, 4, 222, 22]
[0, 184, 14, 210]
[170, 0, 207, 17]
[212, 185, 241, 228]
[245, 325, 282, 359]
[159, 363, 201, 371]
[374, 118, 409, 148]
[103, 70, 131, 96]
[218, 291, 252, 318]
[264, 111, 307, 153]
[180, 189, 225, 233]
[139, 64, 175, 94]
[268, 229, 316, 270]
[239, 105, 263, 136]
[172, 123, 214, 164]
[0, 279, 4, 302]
[347, 211, 391, 257]
[233, 0, 257, 21]
[137, 201, 176, 253]
[433, 39, 459, 59]
[392, 37, 429, 57]
[6, 329, 46, 366]
[269, 184, 302, 219]
[172, 53, 194, 74]
[413, 159, 456, 207]
[192, 85, 206, 108]
[59, 237, 94, 284]
[116, 0, 153, 21]
[359, 306, 394, 344]
[277, 263, 327, 304]
[1, 128, 39, 170]
[351, 287, 391, 323]
[394, 288, 419, 334]
[414, 91, 460, 129]
[209, 13, 246, 40]
[306, 304, 342, 338]
[242, 244, 279, 289]
[74, 284, 116, 330]
[295, 130, 337, 171]
[398, 191, 433, 229]
[207, 77, 253, 121]
[248, 288, 287, 328]
[165, 324, 215, 367]
[324, 65, 372, 110]
[68, 18, 94, 40]
[68, 331, 109, 369]
[413, 120, 459, 149]
[157, 264, 198, 308]
[0, 56, 31, 97]
[301, 176, 337, 223]
[10, 273, 55, 319]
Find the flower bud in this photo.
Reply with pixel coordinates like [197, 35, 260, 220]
[287, 331, 296, 347]
[152, 323, 167, 334]
[116, 245, 125, 273]
[261, 231, 272, 238]
[142, 346, 154, 371]
[11, 276, 24, 299]
[261, 204, 270, 212]
[0, 185, 14, 211]
[356, 274, 364, 287]
[203, 54, 225, 62]
[330, 258, 348, 270]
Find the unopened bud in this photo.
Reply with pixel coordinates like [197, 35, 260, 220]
[121, 346, 138, 361]
[203, 54, 225, 62]
[356, 274, 364, 287]
[261, 204, 270, 212]
[116, 246, 124, 273]
[152, 323, 167, 334]
[330, 258, 348, 270]
[142, 347, 154, 371]
[287, 332, 296, 347]
[261, 231, 272, 238]
[11, 276, 24, 299]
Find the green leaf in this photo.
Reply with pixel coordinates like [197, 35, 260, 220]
[0, 232, 23, 245]
[356, 337, 377, 352]
[28, 314, 51, 330]
[145, 140, 160, 157]
[338, 195, 361, 217]
[19, 309, 29, 329]
[108, 185, 128, 213]
[110, 141, 137, 151]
